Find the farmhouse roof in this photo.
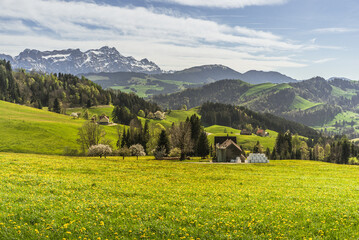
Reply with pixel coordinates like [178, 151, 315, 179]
[99, 116, 109, 121]
[256, 129, 265, 135]
[218, 139, 242, 151]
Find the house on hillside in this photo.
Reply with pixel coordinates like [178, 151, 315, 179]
[98, 115, 110, 125]
[256, 129, 269, 137]
[240, 129, 252, 135]
[215, 139, 246, 163]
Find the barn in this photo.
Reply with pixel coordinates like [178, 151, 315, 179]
[215, 138, 246, 163]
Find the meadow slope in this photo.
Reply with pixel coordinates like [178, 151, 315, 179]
[0, 101, 119, 155]
[1, 100, 276, 155]
[0, 153, 359, 239]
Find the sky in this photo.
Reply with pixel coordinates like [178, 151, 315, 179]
[1, 0, 359, 79]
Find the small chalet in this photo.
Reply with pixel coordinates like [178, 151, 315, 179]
[215, 139, 246, 163]
[98, 115, 110, 125]
[256, 129, 268, 137]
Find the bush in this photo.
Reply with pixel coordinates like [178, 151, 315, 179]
[138, 110, 145, 118]
[117, 146, 131, 159]
[169, 148, 181, 157]
[70, 112, 78, 119]
[349, 157, 359, 165]
[154, 146, 167, 160]
[154, 111, 165, 120]
[88, 144, 112, 158]
[63, 147, 79, 156]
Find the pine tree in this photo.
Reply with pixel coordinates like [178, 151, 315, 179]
[271, 147, 277, 160]
[53, 98, 61, 113]
[121, 127, 127, 148]
[197, 131, 209, 159]
[156, 129, 171, 155]
[265, 147, 271, 158]
[341, 137, 350, 164]
[189, 114, 202, 154]
[253, 141, 263, 153]
[142, 121, 150, 152]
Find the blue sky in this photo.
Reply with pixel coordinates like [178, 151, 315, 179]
[1, 0, 359, 79]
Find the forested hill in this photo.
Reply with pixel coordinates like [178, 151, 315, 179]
[152, 77, 359, 127]
[200, 102, 319, 138]
[0, 60, 160, 114]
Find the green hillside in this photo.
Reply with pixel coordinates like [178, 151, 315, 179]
[204, 125, 277, 150]
[242, 82, 292, 98]
[66, 105, 114, 120]
[86, 74, 197, 98]
[289, 95, 322, 110]
[331, 85, 357, 99]
[1, 101, 279, 155]
[316, 111, 359, 135]
[0, 101, 120, 155]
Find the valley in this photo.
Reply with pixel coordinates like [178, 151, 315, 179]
[2, 1, 359, 239]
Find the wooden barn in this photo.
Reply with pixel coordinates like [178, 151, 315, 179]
[215, 138, 246, 163]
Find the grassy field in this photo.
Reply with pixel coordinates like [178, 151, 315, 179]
[1, 152, 359, 239]
[205, 125, 277, 150]
[289, 95, 322, 111]
[66, 105, 114, 120]
[315, 111, 359, 134]
[0, 101, 120, 155]
[111, 85, 164, 98]
[331, 85, 357, 99]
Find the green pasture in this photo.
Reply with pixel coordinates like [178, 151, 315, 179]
[0, 101, 119, 155]
[0, 153, 359, 239]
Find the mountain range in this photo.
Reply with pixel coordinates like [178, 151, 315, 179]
[1, 46, 298, 85]
[83, 64, 299, 98]
[0, 46, 162, 74]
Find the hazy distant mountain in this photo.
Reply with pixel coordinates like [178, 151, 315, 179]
[242, 70, 297, 84]
[153, 65, 297, 84]
[153, 64, 242, 84]
[85, 64, 299, 98]
[0, 46, 162, 74]
[327, 77, 352, 81]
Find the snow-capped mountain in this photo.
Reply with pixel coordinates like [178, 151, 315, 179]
[0, 46, 162, 74]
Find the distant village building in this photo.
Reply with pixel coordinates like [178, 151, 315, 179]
[240, 129, 252, 135]
[256, 129, 269, 137]
[98, 115, 110, 125]
[215, 138, 246, 163]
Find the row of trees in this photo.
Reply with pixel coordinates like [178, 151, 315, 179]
[76, 113, 210, 160]
[263, 131, 358, 164]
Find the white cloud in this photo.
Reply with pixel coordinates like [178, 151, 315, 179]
[0, 0, 324, 72]
[314, 58, 336, 64]
[313, 28, 358, 34]
[151, 0, 288, 9]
